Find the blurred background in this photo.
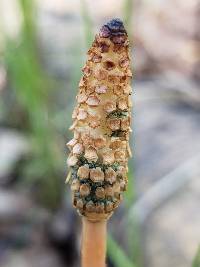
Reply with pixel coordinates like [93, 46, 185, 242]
[0, 0, 200, 267]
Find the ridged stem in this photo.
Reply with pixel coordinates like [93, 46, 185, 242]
[82, 218, 107, 267]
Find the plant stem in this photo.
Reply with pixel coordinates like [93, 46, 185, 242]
[82, 218, 107, 267]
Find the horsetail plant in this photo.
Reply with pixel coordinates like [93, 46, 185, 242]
[66, 18, 132, 267]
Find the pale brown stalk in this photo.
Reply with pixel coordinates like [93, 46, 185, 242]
[82, 218, 107, 267]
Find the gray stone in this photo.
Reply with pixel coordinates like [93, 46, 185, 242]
[0, 129, 29, 181]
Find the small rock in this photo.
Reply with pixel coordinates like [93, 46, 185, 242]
[0, 129, 29, 183]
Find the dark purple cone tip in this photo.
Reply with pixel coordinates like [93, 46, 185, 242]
[106, 18, 126, 34]
[99, 18, 127, 39]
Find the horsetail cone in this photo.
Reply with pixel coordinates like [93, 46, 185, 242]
[67, 19, 132, 222]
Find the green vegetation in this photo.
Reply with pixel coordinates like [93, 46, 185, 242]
[108, 235, 136, 267]
[192, 246, 200, 267]
[3, 0, 63, 209]
[80, 0, 94, 48]
[123, 0, 133, 39]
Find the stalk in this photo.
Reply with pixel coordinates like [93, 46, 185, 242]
[67, 18, 132, 267]
[82, 218, 107, 267]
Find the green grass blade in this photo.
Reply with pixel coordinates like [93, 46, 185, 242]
[80, 0, 93, 48]
[125, 169, 135, 208]
[192, 246, 200, 267]
[107, 235, 136, 267]
[123, 0, 133, 38]
[3, 0, 63, 209]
